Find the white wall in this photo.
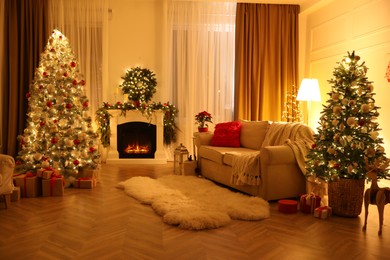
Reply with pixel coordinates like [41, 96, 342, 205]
[299, 0, 390, 155]
[106, 0, 167, 104]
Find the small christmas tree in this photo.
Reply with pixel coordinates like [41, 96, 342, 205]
[282, 85, 303, 123]
[16, 30, 99, 180]
[306, 51, 389, 182]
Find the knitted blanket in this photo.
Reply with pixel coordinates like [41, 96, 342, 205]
[231, 122, 314, 186]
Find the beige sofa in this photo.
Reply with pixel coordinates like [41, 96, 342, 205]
[194, 121, 314, 201]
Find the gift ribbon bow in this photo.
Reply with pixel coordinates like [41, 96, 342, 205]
[43, 166, 57, 178]
[49, 174, 64, 196]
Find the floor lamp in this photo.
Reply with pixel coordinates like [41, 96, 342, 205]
[296, 78, 321, 126]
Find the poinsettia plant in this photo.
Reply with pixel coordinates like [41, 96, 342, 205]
[195, 111, 213, 128]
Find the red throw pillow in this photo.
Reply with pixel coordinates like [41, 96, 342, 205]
[211, 121, 241, 147]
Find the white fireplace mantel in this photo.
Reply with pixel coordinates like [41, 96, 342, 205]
[106, 109, 167, 164]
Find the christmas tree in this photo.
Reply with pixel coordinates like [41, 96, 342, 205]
[306, 51, 389, 182]
[282, 85, 303, 123]
[16, 30, 100, 180]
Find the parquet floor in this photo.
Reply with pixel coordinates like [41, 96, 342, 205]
[1, 162, 390, 260]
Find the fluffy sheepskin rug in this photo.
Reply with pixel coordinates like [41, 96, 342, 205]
[117, 175, 270, 230]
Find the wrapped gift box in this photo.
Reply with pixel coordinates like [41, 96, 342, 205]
[42, 175, 64, 197]
[74, 178, 97, 189]
[314, 206, 332, 219]
[78, 168, 99, 180]
[13, 173, 41, 198]
[278, 199, 298, 214]
[11, 186, 21, 201]
[37, 167, 58, 179]
[300, 193, 321, 214]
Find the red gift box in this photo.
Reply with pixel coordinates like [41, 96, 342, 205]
[13, 172, 41, 198]
[314, 206, 332, 219]
[278, 199, 298, 214]
[300, 193, 321, 214]
[42, 174, 64, 197]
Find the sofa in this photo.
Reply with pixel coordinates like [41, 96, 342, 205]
[193, 120, 315, 201]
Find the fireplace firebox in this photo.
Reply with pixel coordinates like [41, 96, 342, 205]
[106, 110, 167, 164]
[117, 122, 156, 158]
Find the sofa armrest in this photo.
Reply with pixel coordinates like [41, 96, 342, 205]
[260, 145, 296, 165]
[193, 132, 214, 148]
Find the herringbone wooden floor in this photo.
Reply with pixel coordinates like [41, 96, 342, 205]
[1, 162, 390, 260]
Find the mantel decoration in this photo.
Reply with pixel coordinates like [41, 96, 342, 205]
[96, 66, 178, 148]
[96, 101, 178, 147]
[119, 66, 157, 103]
[195, 111, 213, 132]
[305, 51, 389, 217]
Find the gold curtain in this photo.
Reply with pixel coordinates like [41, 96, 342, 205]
[234, 4, 299, 121]
[1, 0, 49, 156]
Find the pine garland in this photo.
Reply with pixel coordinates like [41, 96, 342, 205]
[96, 101, 178, 147]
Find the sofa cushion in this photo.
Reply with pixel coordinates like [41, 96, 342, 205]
[239, 120, 269, 150]
[211, 121, 241, 147]
[199, 146, 255, 165]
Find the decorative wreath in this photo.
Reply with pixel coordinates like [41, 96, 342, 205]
[119, 66, 157, 103]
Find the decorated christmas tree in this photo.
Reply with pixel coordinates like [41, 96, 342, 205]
[306, 51, 389, 182]
[15, 30, 100, 180]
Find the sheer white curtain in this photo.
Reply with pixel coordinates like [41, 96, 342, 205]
[166, 1, 236, 151]
[46, 0, 108, 126]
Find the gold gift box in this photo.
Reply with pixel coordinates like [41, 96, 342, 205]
[42, 176, 64, 197]
[13, 173, 41, 198]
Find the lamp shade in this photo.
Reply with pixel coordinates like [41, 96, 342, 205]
[296, 78, 321, 102]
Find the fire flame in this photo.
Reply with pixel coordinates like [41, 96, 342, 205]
[124, 144, 150, 154]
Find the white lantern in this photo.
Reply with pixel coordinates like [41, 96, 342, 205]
[174, 143, 189, 175]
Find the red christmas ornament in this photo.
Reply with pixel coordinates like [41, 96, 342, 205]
[63, 72, 68, 77]
[40, 121, 45, 127]
[311, 143, 317, 149]
[50, 48, 55, 52]
[16, 160, 22, 165]
[66, 103, 72, 109]
[51, 137, 58, 144]
[82, 101, 89, 108]
[53, 119, 58, 124]
[47, 101, 53, 107]
[89, 147, 95, 153]
[116, 101, 121, 105]
[80, 80, 86, 86]
[43, 71, 48, 77]
[26, 92, 31, 98]
[73, 159, 80, 166]
[70, 61, 76, 67]
[39, 85, 44, 89]
[73, 139, 81, 145]
[72, 79, 78, 85]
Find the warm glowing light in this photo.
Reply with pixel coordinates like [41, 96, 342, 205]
[124, 144, 150, 154]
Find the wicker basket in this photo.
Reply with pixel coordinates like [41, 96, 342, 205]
[328, 178, 365, 218]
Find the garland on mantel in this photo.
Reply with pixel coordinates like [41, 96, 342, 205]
[96, 101, 178, 147]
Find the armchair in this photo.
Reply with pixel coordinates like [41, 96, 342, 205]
[0, 154, 15, 208]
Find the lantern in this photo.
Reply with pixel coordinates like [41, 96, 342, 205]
[174, 143, 189, 175]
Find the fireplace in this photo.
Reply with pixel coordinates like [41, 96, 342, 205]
[117, 122, 156, 159]
[106, 110, 167, 164]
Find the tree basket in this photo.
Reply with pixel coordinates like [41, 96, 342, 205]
[328, 178, 365, 218]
